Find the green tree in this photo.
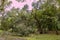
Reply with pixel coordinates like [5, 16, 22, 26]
[0, 0, 12, 31]
[32, 0, 59, 34]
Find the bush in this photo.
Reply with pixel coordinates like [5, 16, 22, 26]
[11, 23, 36, 36]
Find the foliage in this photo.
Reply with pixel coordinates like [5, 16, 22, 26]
[0, 0, 60, 36]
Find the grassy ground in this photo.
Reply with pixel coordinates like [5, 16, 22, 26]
[0, 34, 60, 40]
[26, 34, 60, 40]
[0, 30, 60, 40]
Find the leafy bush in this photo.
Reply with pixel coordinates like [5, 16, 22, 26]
[11, 23, 36, 36]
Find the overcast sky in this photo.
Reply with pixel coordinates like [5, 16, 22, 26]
[5, 0, 38, 11]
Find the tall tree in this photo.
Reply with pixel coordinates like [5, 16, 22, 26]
[0, 0, 12, 31]
[32, 0, 59, 34]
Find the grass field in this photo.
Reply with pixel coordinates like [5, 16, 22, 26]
[26, 34, 60, 40]
[0, 34, 60, 40]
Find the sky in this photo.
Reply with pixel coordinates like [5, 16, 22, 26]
[5, 0, 38, 11]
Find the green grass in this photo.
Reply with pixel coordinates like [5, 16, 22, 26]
[26, 34, 60, 40]
[0, 31, 60, 40]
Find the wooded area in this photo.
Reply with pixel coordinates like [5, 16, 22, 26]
[0, 0, 60, 39]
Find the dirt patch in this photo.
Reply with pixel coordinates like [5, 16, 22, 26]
[0, 37, 27, 40]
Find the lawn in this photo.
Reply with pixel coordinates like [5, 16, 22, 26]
[0, 34, 60, 40]
[26, 34, 60, 40]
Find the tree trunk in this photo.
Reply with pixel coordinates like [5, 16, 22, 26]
[55, 26, 59, 35]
